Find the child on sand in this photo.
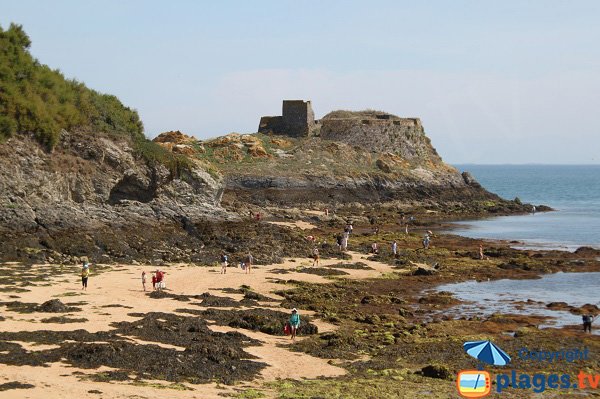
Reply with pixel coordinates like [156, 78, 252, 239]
[312, 248, 320, 267]
[81, 262, 90, 290]
[392, 240, 397, 257]
[289, 308, 300, 340]
[246, 252, 253, 274]
[141, 270, 147, 291]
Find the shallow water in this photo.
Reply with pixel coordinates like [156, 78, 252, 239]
[436, 272, 600, 334]
[451, 165, 600, 251]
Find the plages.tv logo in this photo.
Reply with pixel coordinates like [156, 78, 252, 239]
[457, 340, 511, 398]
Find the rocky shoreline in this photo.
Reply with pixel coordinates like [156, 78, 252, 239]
[0, 213, 599, 398]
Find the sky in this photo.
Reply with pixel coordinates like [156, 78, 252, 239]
[1, 0, 599, 164]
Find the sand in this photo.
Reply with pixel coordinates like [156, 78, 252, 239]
[0, 248, 396, 398]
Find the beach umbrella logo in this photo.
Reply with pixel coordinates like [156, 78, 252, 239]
[463, 340, 511, 366]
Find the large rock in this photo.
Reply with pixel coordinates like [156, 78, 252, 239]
[0, 131, 229, 262]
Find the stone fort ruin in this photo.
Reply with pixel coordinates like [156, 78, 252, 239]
[258, 100, 316, 137]
[258, 100, 435, 160]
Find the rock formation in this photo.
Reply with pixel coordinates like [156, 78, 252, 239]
[0, 130, 227, 262]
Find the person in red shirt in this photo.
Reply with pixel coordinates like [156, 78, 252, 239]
[155, 269, 165, 291]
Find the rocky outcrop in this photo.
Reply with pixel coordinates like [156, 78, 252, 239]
[0, 131, 228, 262]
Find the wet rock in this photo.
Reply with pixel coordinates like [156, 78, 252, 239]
[421, 364, 452, 379]
[412, 267, 436, 276]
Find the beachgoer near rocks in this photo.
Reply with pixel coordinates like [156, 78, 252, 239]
[312, 248, 320, 267]
[479, 244, 487, 260]
[289, 308, 300, 340]
[246, 252, 253, 274]
[371, 242, 379, 254]
[325, 208, 329, 216]
[255, 212, 261, 221]
[342, 230, 349, 251]
[81, 262, 90, 290]
[348, 223, 353, 235]
[220, 253, 228, 274]
[141, 270, 147, 291]
[392, 240, 398, 257]
[151, 272, 157, 290]
[583, 314, 594, 333]
[336, 234, 343, 252]
[422, 234, 430, 250]
[155, 269, 165, 291]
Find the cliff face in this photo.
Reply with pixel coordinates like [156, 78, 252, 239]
[0, 131, 228, 262]
[191, 110, 500, 209]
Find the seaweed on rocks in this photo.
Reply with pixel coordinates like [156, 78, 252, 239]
[0, 299, 81, 314]
[0, 382, 35, 391]
[0, 312, 266, 385]
[328, 262, 374, 270]
[40, 316, 88, 323]
[201, 308, 318, 336]
[298, 267, 349, 277]
[197, 293, 259, 308]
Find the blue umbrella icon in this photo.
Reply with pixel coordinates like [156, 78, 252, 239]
[463, 340, 511, 366]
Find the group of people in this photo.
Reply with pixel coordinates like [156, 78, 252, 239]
[221, 252, 254, 274]
[140, 269, 166, 291]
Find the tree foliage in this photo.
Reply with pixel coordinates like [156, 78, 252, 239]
[0, 23, 144, 148]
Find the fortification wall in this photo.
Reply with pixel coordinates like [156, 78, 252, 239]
[257, 100, 315, 137]
[282, 100, 315, 137]
[320, 117, 439, 161]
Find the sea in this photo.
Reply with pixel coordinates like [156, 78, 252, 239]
[450, 165, 600, 251]
[439, 165, 600, 332]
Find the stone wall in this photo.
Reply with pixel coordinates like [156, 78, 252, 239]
[258, 100, 315, 137]
[320, 115, 440, 161]
[282, 100, 315, 137]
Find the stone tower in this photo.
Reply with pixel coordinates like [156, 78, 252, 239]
[258, 100, 316, 137]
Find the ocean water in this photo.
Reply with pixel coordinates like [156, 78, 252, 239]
[450, 165, 600, 251]
[436, 272, 600, 334]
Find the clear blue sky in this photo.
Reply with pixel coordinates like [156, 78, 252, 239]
[2, 0, 599, 164]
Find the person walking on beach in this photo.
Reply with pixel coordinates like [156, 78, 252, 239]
[81, 262, 90, 290]
[342, 230, 349, 251]
[141, 270, 147, 292]
[336, 234, 343, 252]
[246, 252, 253, 274]
[220, 252, 228, 274]
[151, 272, 157, 291]
[155, 269, 165, 291]
[312, 247, 320, 267]
[392, 240, 398, 257]
[422, 234, 430, 250]
[289, 308, 300, 341]
[479, 244, 489, 260]
[371, 242, 379, 254]
[583, 314, 594, 333]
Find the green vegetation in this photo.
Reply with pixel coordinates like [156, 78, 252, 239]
[0, 23, 189, 172]
[0, 23, 143, 148]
